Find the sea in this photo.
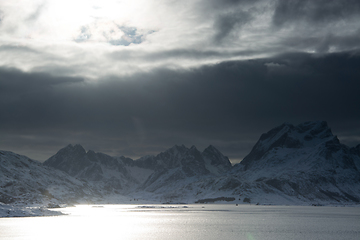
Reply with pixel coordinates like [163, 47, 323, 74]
[0, 204, 359, 240]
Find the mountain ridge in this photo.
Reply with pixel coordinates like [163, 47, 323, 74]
[1, 120, 360, 209]
[229, 121, 360, 204]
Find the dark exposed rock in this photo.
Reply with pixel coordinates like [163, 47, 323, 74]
[218, 177, 241, 190]
[202, 145, 232, 169]
[265, 179, 284, 191]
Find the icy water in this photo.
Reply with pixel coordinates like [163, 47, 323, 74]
[0, 204, 359, 240]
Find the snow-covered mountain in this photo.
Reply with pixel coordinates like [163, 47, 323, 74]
[44, 144, 138, 194]
[41, 144, 232, 203]
[138, 145, 231, 197]
[1, 121, 360, 211]
[0, 150, 98, 206]
[229, 121, 360, 204]
[202, 145, 232, 175]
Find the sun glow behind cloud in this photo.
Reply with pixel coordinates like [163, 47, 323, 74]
[0, 0, 168, 77]
[1, 0, 153, 43]
[1, 0, 360, 80]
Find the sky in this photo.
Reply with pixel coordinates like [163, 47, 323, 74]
[1, 0, 360, 163]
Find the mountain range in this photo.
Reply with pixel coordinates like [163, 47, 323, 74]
[1, 121, 359, 208]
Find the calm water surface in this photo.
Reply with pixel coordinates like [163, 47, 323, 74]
[0, 204, 359, 240]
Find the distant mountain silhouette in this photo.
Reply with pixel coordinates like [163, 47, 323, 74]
[1, 121, 360, 206]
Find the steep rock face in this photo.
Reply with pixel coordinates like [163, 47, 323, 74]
[0, 151, 96, 205]
[351, 144, 360, 156]
[202, 145, 232, 175]
[151, 145, 208, 176]
[140, 145, 232, 193]
[350, 144, 360, 171]
[141, 145, 208, 191]
[240, 121, 334, 170]
[122, 155, 158, 170]
[44, 144, 136, 193]
[44, 144, 88, 176]
[230, 121, 360, 203]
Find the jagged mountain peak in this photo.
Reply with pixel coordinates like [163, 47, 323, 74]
[161, 145, 202, 159]
[67, 143, 84, 150]
[236, 120, 359, 176]
[202, 145, 232, 174]
[44, 144, 91, 176]
[296, 121, 333, 140]
[202, 145, 230, 165]
[44, 144, 136, 192]
[229, 121, 360, 204]
[87, 149, 96, 155]
[59, 144, 86, 156]
[350, 144, 360, 156]
[260, 121, 332, 142]
[203, 145, 221, 155]
[168, 144, 188, 153]
[240, 121, 335, 168]
[157, 145, 199, 163]
[140, 144, 233, 192]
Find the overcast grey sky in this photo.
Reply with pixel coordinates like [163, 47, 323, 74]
[1, 0, 360, 163]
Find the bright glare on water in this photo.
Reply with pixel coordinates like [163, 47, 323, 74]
[0, 204, 359, 240]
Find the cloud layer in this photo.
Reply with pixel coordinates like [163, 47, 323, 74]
[1, 0, 360, 78]
[1, 51, 360, 162]
[1, 0, 360, 162]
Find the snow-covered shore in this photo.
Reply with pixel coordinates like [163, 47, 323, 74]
[0, 202, 63, 218]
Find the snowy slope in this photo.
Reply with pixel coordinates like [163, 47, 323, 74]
[0, 202, 63, 217]
[228, 121, 360, 204]
[202, 145, 232, 176]
[44, 144, 138, 194]
[139, 145, 232, 193]
[40, 144, 232, 204]
[0, 150, 98, 206]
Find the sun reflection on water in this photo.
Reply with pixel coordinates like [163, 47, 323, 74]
[1, 205, 359, 240]
[54, 205, 153, 240]
[1, 205, 158, 240]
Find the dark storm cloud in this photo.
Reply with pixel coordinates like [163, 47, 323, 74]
[280, 31, 360, 54]
[0, 67, 84, 130]
[109, 48, 259, 62]
[0, 67, 83, 94]
[194, 0, 360, 52]
[1, 51, 360, 162]
[273, 0, 360, 27]
[213, 10, 253, 43]
[207, 0, 261, 9]
[196, 0, 260, 44]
